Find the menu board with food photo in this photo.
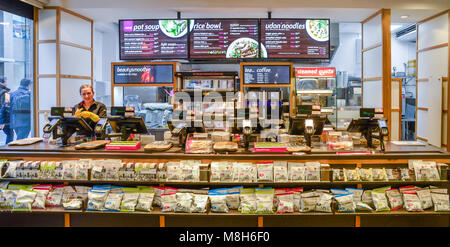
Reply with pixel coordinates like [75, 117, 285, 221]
[243, 65, 291, 84]
[189, 19, 264, 59]
[261, 19, 329, 59]
[113, 64, 173, 84]
[119, 19, 189, 59]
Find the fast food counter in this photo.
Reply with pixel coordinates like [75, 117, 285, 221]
[0, 142, 448, 227]
[0, 142, 447, 161]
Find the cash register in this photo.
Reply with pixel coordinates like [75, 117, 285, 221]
[43, 107, 93, 146]
[347, 108, 389, 151]
[168, 114, 205, 150]
[107, 106, 148, 141]
[230, 107, 263, 150]
[289, 105, 326, 148]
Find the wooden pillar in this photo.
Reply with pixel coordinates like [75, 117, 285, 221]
[258, 216, 264, 227]
[64, 213, 70, 227]
[381, 9, 392, 140]
[160, 215, 166, 227]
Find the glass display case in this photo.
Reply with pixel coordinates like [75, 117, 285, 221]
[111, 62, 180, 139]
[174, 72, 239, 131]
[294, 67, 337, 128]
[114, 86, 174, 129]
[335, 73, 362, 131]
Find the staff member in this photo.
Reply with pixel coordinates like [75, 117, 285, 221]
[73, 84, 107, 124]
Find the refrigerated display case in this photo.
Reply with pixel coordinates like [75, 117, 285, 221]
[174, 71, 239, 131]
[294, 67, 337, 128]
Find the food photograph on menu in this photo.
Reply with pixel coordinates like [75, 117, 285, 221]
[113, 64, 173, 84]
[119, 19, 189, 59]
[261, 19, 329, 59]
[189, 19, 266, 59]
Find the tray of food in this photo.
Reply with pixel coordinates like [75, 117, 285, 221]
[8, 137, 43, 146]
[253, 142, 287, 153]
[286, 143, 311, 153]
[185, 138, 213, 154]
[75, 140, 110, 150]
[105, 141, 141, 151]
[213, 141, 238, 152]
[144, 141, 173, 152]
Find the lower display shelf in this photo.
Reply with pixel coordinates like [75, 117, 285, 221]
[1, 207, 448, 216]
[1, 178, 448, 186]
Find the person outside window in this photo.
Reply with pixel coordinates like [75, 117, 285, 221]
[0, 76, 13, 144]
[8, 78, 32, 140]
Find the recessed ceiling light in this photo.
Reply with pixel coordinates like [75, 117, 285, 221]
[391, 24, 402, 31]
[401, 15, 409, 19]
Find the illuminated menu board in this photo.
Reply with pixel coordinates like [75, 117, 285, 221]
[243, 65, 291, 84]
[119, 19, 189, 59]
[261, 19, 329, 59]
[113, 64, 173, 84]
[189, 19, 262, 59]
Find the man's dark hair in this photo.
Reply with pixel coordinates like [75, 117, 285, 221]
[20, 78, 31, 87]
[0, 76, 5, 84]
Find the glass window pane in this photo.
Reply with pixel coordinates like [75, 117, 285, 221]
[0, 10, 34, 144]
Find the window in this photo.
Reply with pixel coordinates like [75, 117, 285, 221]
[0, 10, 34, 144]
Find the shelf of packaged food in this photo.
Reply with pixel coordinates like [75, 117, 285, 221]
[0, 178, 211, 186]
[0, 207, 82, 214]
[81, 207, 208, 216]
[332, 180, 449, 185]
[1, 178, 448, 186]
[208, 210, 334, 216]
[334, 209, 450, 216]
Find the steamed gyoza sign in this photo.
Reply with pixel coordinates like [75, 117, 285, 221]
[295, 67, 335, 77]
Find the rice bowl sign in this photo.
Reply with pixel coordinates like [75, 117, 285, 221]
[295, 67, 335, 77]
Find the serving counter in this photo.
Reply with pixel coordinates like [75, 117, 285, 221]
[0, 141, 449, 227]
[0, 142, 448, 161]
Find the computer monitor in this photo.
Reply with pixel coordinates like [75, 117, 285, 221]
[60, 117, 93, 135]
[232, 108, 262, 134]
[288, 116, 326, 135]
[296, 104, 322, 115]
[51, 107, 73, 117]
[110, 106, 136, 118]
[347, 118, 379, 133]
[167, 119, 205, 133]
[44, 114, 93, 146]
[108, 113, 148, 141]
[347, 117, 389, 151]
[360, 108, 383, 118]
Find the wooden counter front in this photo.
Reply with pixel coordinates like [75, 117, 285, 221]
[0, 142, 448, 162]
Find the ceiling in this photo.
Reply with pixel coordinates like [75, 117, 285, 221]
[47, 0, 449, 28]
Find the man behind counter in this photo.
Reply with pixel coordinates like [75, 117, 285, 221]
[73, 84, 107, 127]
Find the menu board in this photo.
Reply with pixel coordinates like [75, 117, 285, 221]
[190, 19, 262, 59]
[113, 64, 173, 84]
[119, 19, 189, 59]
[243, 65, 291, 84]
[261, 19, 329, 59]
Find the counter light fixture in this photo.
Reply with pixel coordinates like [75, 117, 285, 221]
[400, 15, 409, 19]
